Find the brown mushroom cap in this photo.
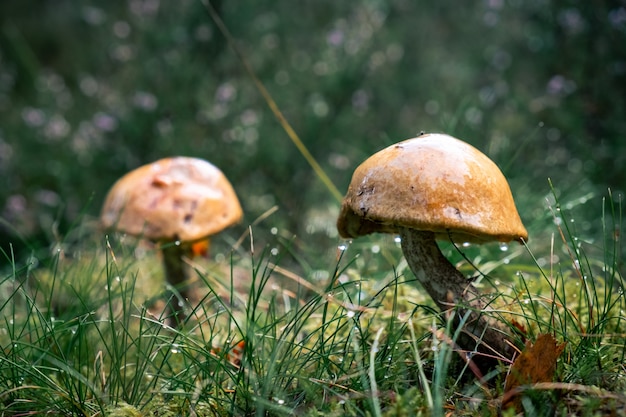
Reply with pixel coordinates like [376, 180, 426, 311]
[101, 157, 243, 242]
[337, 133, 528, 244]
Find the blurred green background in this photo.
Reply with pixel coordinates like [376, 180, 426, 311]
[1, 0, 625, 267]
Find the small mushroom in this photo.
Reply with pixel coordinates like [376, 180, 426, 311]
[337, 133, 528, 370]
[101, 156, 243, 324]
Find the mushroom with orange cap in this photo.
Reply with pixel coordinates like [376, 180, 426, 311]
[337, 133, 527, 370]
[101, 156, 243, 324]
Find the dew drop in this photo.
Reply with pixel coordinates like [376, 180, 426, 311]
[174, 240, 181, 246]
[394, 236, 402, 244]
[271, 247, 279, 256]
[270, 227, 278, 235]
[371, 244, 380, 254]
[499, 242, 509, 251]
[346, 310, 355, 318]
[462, 242, 471, 248]
[337, 243, 348, 252]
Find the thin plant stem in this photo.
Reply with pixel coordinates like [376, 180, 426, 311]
[200, 0, 343, 203]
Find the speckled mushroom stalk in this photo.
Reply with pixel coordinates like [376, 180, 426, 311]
[398, 228, 514, 365]
[337, 133, 528, 373]
[160, 241, 192, 322]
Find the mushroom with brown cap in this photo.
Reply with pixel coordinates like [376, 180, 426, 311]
[101, 156, 243, 324]
[337, 133, 527, 371]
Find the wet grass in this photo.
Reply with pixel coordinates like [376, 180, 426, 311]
[1, 190, 625, 416]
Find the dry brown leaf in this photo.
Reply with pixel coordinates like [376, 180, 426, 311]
[502, 333, 566, 410]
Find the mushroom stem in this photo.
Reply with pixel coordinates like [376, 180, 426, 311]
[399, 228, 514, 370]
[161, 243, 190, 324]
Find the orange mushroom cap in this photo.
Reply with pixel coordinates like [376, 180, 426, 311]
[101, 157, 243, 242]
[337, 133, 528, 244]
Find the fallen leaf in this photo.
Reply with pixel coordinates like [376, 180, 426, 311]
[190, 239, 211, 258]
[510, 319, 528, 343]
[210, 340, 245, 368]
[502, 333, 566, 411]
[227, 340, 245, 367]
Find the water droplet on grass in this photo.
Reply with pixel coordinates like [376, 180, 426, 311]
[346, 310, 355, 318]
[499, 242, 509, 251]
[394, 236, 402, 244]
[462, 242, 471, 248]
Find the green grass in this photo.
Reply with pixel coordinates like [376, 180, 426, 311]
[1, 189, 625, 416]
